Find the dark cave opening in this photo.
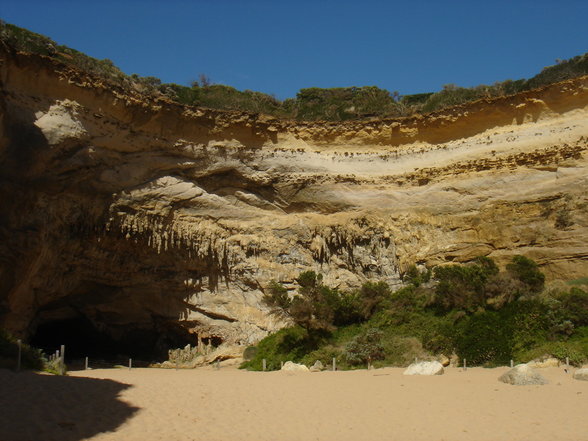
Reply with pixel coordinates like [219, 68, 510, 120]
[29, 316, 196, 365]
[31, 317, 121, 361]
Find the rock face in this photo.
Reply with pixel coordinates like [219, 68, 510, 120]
[281, 361, 310, 372]
[403, 361, 445, 376]
[158, 343, 242, 368]
[499, 364, 549, 385]
[0, 46, 588, 360]
[573, 368, 588, 381]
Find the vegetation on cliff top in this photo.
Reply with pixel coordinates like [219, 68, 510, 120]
[242, 256, 588, 370]
[2, 21, 588, 121]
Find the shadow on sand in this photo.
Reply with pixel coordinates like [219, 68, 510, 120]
[0, 369, 139, 441]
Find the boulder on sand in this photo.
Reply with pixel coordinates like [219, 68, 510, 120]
[573, 368, 588, 381]
[281, 361, 310, 372]
[310, 360, 324, 372]
[403, 361, 444, 376]
[499, 364, 548, 385]
[437, 355, 450, 367]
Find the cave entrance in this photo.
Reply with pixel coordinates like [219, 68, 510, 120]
[29, 315, 196, 366]
[31, 316, 126, 363]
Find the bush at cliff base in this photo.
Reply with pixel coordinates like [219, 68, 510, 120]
[243, 257, 588, 370]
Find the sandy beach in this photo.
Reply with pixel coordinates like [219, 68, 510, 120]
[1, 365, 587, 441]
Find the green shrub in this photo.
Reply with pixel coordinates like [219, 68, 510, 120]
[506, 255, 545, 294]
[380, 335, 430, 367]
[433, 258, 498, 311]
[400, 92, 434, 106]
[43, 356, 67, 375]
[454, 310, 512, 366]
[292, 86, 401, 121]
[239, 326, 322, 371]
[517, 340, 587, 366]
[246, 258, 582, 370]
[422, 84, 492, 113]
[332, 290, 363, 326]
[503, 300, 550, 354]
[558, 287, 588, 326]
[525, 54, 588, 90]
[357, 280, 391, 319]
[263, 272, 377, 331]
[301, 345, 342, 368]
[483, 273, 525, 309]
[382, 285, 433, 313]
[344, 328, 385, 367]
[262, 280, 292, 316]
[402, 265, 431, 287]
[290, 272, 337, 331]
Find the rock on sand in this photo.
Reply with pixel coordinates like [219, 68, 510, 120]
[498, 364, 548, 385]
[310, 360, 324, 372]
[281, 361, 310, 372]
[573, 368, 588, 381]
[403, 361, 444, 376]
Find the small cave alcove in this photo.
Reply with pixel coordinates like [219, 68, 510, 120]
[29, 314, 195, 366]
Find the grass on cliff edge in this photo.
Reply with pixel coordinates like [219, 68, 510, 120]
[2, 21, 588, 121]
[241, 257, 588, 371]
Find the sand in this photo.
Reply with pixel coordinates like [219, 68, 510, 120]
[1, 365, 587, 441]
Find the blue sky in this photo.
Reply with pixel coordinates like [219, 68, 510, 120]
[2, 0, 587, 99]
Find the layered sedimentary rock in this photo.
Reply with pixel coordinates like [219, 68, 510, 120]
[1, 46, 587, 357]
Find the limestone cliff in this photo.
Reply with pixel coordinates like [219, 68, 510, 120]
[1, 46, 587, 359]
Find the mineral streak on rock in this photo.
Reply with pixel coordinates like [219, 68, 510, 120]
[0, 46, 587, 357]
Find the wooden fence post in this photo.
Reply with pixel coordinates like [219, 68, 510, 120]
[16, 339, 22, 372]
[60, 345, 65, 375]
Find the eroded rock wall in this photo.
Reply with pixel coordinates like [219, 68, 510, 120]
[1, 46, 587, 356]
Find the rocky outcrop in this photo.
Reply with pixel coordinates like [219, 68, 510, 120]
[498, 364, 549, 385]
[0, 45, 587, 360]
[159, 344, 242, 368]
